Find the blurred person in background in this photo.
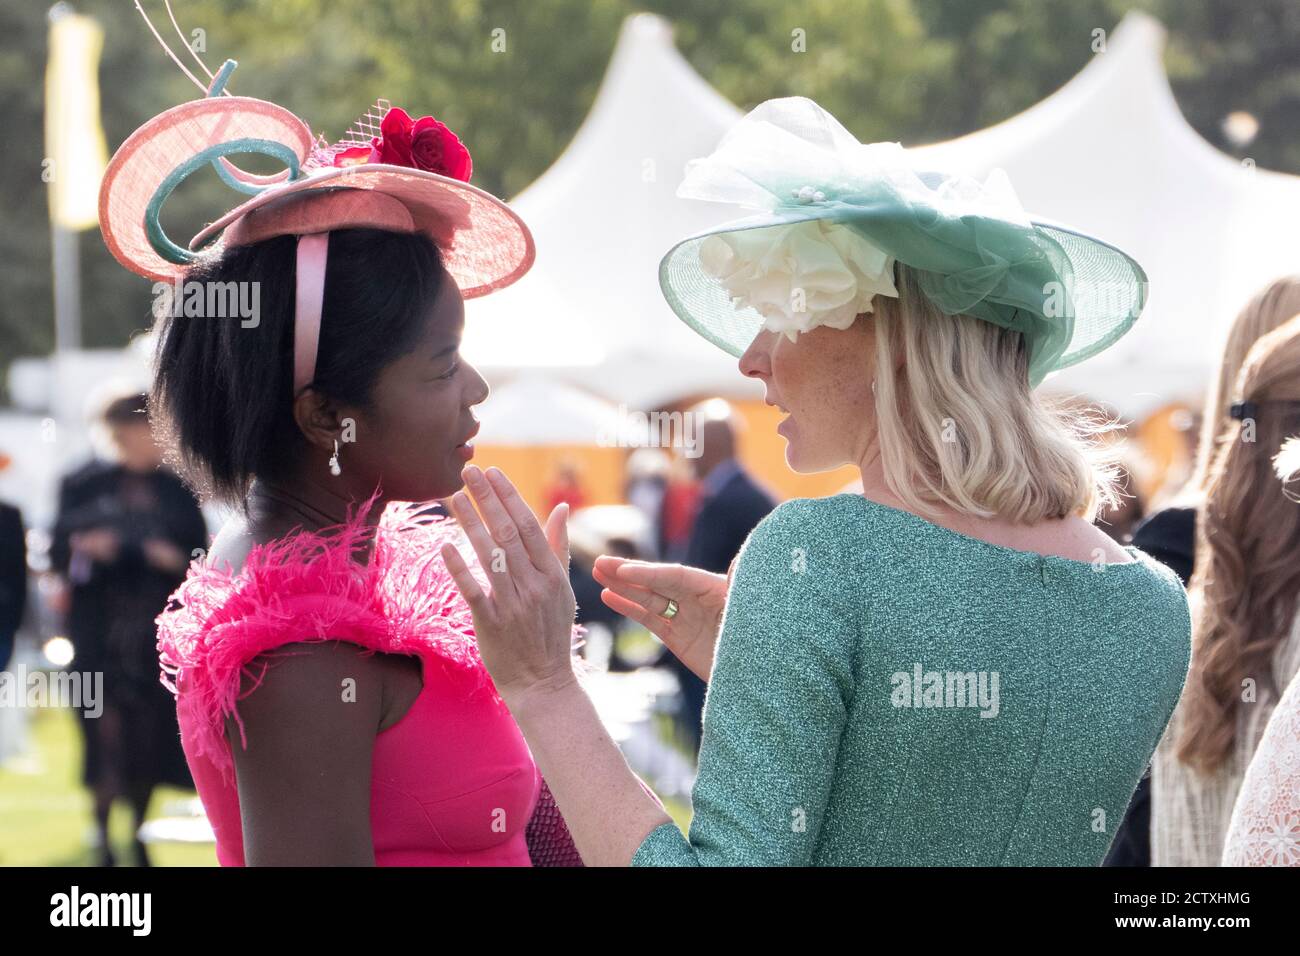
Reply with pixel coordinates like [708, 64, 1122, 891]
[1132, 276, 1300, 579]
[1222, 434, 1300, 866]
[670, 400, 775, 752]
[49, 389, 207, 866]
[658, 452, 701, 563]
[544, 460, 587, 513]
[569, 534, 640, 672]
[1148, 313, 1300, 866]
[624, 448, 669, 559]
[684, 400, 777, 575]
[1107, 275, 1300, 866]
[0, 477, 25, 673]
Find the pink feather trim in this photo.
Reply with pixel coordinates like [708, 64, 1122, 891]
[155, 491, 561, 783]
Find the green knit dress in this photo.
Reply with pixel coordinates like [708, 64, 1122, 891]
[632, 494, 1192, 866]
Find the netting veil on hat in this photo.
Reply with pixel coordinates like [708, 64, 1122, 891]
[659, 97, 1149, 388]
[101, 2, 535, 396]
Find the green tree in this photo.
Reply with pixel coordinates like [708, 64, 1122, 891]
[2, 0, 1296, 391]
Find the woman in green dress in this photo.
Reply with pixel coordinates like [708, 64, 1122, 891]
[440, 97, 1192, 866]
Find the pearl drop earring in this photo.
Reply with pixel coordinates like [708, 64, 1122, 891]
[329, 438, 341, 476]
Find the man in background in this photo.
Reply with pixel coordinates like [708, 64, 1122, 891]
[671, 400, 775, 753]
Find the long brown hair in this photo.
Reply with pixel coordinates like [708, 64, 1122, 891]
[1177, 313, 1300, 773]
[1174, 277, 1300, 508]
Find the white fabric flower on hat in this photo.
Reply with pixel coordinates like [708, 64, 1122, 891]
[698, 219, 899, 344]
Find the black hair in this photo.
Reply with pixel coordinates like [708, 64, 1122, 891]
[150, 228, 445, 506]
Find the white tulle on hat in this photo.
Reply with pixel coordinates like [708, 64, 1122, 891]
[660, 96, 1149, 388]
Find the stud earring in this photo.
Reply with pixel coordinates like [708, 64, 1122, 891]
[329, 438, 341, 476]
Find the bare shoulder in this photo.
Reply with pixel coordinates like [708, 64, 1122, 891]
[228, 640, 388, 739]
[1026, 514, 1136, 565]
[206, 515, 357, 729]
[207, 511, 302, 576]
[226, 640, 385, 865]
[209, 515, 424, 741]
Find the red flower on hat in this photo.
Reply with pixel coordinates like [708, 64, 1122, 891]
[327, 106, 472, 181]
[357, 107, 472, 181]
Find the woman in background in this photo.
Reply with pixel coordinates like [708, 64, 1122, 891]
[1129, 277, 1300, 580]
[1151, 312, 1300, 866]
[1223, 433, 1300, 867]
[49, 389, 205, 866]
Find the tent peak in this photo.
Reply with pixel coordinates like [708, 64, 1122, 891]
[508, 11, 739, 212]
[1107, 9, 1168, 58]
[623, 11, 675, 43]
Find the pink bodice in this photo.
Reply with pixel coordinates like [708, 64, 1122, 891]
[156, 496, 576, 866]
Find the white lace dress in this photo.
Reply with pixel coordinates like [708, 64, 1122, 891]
[1222, 666, 1300, 865]
[1151, 607, 1300, 866]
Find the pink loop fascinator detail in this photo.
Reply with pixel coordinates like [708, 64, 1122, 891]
[101, 2, 535, 396]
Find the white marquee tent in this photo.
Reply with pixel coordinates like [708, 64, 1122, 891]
[463, 11, 1300, 419]
[461, 13, 749, 410]
[473, 375, 650, 446]
[915, 12, 1300, 417]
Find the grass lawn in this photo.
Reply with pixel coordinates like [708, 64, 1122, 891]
[0, 704, 216, 866]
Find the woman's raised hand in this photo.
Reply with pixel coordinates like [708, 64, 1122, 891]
[440, 465, 578, 704]
[592, 557, 728, 682]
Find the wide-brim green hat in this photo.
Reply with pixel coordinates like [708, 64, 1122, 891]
[658, 97, 1149, 389]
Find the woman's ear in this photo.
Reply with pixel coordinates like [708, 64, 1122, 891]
[291, 388, 346, 452]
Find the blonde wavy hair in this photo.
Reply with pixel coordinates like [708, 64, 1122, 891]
[1176, 313, 1300, 773]
[869, 262, 1126, 524]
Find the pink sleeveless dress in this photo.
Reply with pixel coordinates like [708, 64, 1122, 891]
[155, 496, 590, 866]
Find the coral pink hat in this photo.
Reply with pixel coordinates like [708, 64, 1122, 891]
[99, 3, 535, 394]
[98, 68, 535, 296]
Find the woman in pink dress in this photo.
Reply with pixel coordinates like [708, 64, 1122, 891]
[97, 12, 657, 865]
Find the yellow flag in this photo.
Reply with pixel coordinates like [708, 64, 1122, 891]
[45, 12, 109, 231]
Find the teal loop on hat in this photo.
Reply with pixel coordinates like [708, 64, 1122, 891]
[142, 60, 307, 266]
[658, 96, 1148, 388]
[144, 138, 304, 264]
[203, 59, 277, 198]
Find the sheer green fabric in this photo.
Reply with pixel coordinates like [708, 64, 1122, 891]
[659, 98, 1148, 388]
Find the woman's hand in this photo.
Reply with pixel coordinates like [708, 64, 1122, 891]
[440, 465, 578, 705]
[592, 557, 728, 682]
